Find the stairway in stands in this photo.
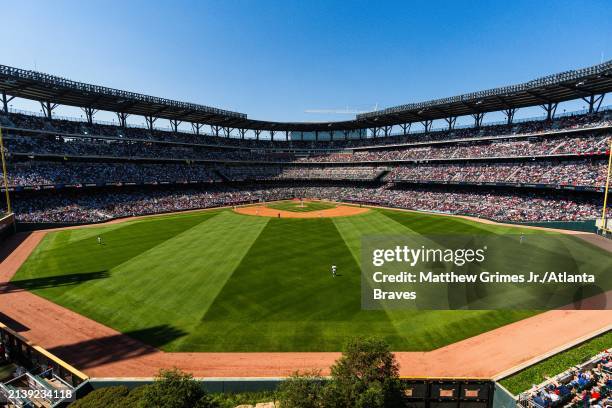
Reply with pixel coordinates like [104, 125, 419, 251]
[375, 168, 392, 181]
[214, 167, 231, 182]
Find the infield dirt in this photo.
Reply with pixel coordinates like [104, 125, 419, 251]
[234, 203, 370, 218]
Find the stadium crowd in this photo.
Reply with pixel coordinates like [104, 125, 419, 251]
[13, 183, 602, 223]
[5, 135, 288, 162]
[387, 159, 607, 187]
[4, 128, 610, 164]
[1, 110, 610, 225]
[523, 349, 611, 408]
[3, 160, 605, 188]
[4, 161, 221, 186]
[377, 187, 600, 222]
[4, 108, 611, 149]
[298, 134, 610, 163]
[217, 165, 386, 181]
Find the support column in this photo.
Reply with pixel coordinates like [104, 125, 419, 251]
[169, 119, 182, 133]
[191, 122, 203, 135]
[472, 112, 485, 128]
[254, 129, 261, 140]
[383, 125, 392, 137]
[343, 130, 350, 140]
[399, 123, 411, 135]
[444, 116, 457, 131]
[81, 107, 97, 125]
[582, 94, 605, 114]
[315, 130, 319, 141]
[1, 92, 15, 114]
[421, 120, 432, 134]
[224, 127, 231, 138]
[239, 129, 247, 139]
[40, 101, 57, 120]
[285, 130, 289, 141]
[211, 125, 221, 137]
[116, 112, 129, 128]
[270, 130, 275, 141]
[504, 108, 517, 125]
[541, 103, 558, 121]
[144, 115, 157, 131]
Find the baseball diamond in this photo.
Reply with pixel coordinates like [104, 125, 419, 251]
[8, 202, 611, 354]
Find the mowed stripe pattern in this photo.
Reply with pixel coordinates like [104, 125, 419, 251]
[14, 211, 270, 350]
[17, 207, 607, 352]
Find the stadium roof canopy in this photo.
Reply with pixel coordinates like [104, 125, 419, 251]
[357, 60, 612, 126]
[0, 61, 611, 133]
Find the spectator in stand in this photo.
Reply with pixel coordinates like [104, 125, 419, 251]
[12, 183, 604, 223]
[2, 109, 610, 225]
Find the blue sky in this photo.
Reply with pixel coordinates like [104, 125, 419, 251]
[2, 0, 611, 130]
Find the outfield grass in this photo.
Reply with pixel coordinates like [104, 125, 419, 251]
[266, 200, 337, 212]
[12, 207, 610, 352]
[499, 331, 612, 395]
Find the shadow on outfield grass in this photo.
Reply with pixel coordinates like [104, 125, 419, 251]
[48, 325, 187, 370]
[125, 325, 188, 349]
[5, 271, 110, 292]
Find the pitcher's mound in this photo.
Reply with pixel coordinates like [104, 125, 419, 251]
[234, 203, 370, 218]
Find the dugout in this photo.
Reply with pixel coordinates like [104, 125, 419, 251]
[403, 379, 493, 408]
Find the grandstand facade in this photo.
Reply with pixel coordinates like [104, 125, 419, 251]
[0, 61, 611, 227]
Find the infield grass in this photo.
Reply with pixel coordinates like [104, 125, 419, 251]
[12, 206, 611, 352]
[266, 200, 336, 212]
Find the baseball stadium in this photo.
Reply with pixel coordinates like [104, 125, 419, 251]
[1, 4, 612, 407]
